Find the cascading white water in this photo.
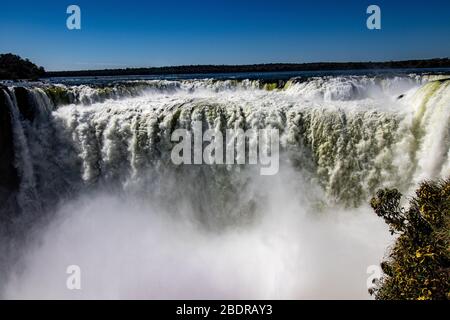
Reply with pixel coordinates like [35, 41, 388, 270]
[0, 74, 449, 299]
[408, 80, 450, 183]
[2, 90, 40, 213]
[27, 75, 448, 203]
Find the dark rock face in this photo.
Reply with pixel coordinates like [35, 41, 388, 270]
[14, 87, 35, 122]
[0, 88, 19, 215]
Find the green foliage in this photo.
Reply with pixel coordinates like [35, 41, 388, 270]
[370, 179, 450, 300]
[0, 53, 45, 80]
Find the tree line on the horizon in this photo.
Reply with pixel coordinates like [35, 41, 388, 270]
[1, 53, 450, 80]
[46, 58, 450, 78]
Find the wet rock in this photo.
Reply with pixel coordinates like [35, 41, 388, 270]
[0, 89, 19, 214]
[14, 87, 35, 122]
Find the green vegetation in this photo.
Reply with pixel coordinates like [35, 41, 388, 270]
[0, 53, 45, 80]
[370, 179, 450, 300]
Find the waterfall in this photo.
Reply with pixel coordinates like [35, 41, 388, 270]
[1, 88, 39, 215]
[0, 75, 449, 217]
[0, 74, 449, 299]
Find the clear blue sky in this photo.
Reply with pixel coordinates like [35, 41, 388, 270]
[1, 0, 449, 71]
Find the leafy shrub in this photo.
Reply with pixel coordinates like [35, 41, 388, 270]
[370, 179, 450, 300]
